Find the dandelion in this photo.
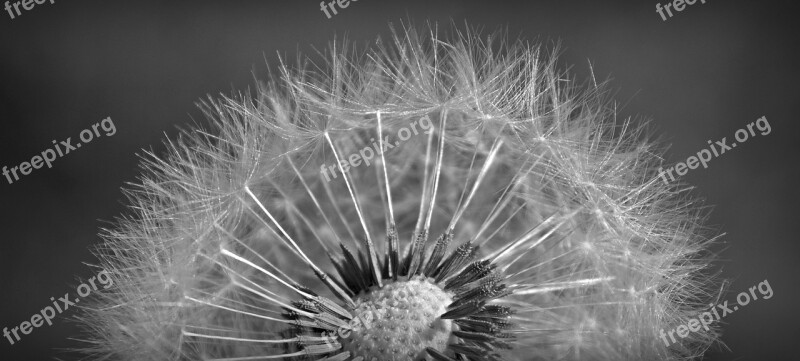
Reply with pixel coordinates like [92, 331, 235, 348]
[76, 23, 720, 360]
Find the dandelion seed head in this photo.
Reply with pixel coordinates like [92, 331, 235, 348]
[75, 22, 720, 361]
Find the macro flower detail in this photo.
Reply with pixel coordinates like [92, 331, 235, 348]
[77, 24, 718, 361]
[282, 224, 516, 361]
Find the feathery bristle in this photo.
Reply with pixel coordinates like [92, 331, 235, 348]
[75, 22, 719, 361]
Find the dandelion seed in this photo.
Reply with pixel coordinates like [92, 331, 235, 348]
[76, 23, 720, 361]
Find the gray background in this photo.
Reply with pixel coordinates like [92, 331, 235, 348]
[1, 0, 797, 359]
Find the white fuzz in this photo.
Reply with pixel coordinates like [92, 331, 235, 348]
[76, 23, 719, 361]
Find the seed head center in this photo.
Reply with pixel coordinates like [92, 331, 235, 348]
[341, 277, 453, 360]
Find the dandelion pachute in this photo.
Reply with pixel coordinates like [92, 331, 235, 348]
[77, 24, 719, 361]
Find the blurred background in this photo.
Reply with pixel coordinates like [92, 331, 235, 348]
[0, 0, 796, 359]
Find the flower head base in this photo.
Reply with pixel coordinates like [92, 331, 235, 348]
[76, 23, 719, 361]
[341, 277, 453, 360]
